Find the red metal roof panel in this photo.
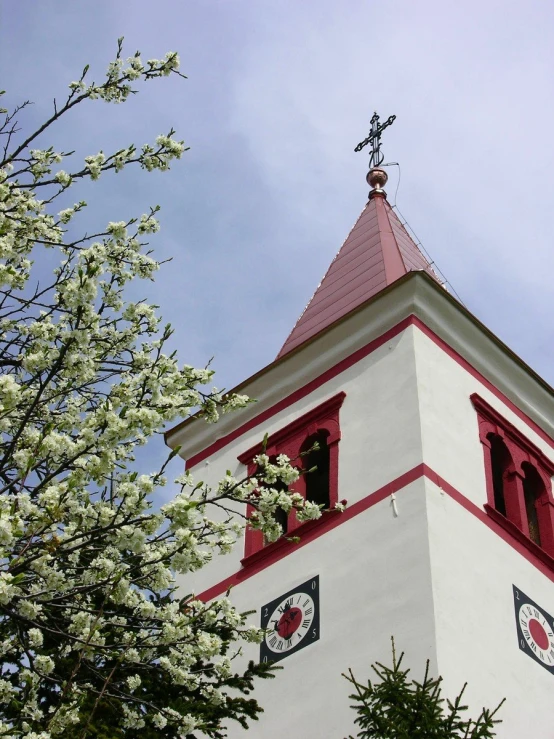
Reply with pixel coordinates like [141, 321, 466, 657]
[276, 194, 440, 359]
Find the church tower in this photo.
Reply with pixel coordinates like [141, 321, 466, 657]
[166, 119, 554, 738]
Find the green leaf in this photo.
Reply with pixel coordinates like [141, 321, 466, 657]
[167, 444, 182, 460]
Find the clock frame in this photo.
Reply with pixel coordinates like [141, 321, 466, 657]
[513, 584, 554, 675]
[260, 575, 320, 663]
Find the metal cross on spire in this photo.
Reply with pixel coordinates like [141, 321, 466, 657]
[354, 111, 396, 168]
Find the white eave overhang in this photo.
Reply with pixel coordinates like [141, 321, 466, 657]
[165, 271, 554, 463]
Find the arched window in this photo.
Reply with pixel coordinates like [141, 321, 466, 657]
[472, 393, 554, 561]
[239, 391, 346, 560]
[522, 463, 544, 547]
[302, 431, 331, 510]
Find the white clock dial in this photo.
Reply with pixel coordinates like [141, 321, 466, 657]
[519, 602, 554, 666]
[265, 592, 315, 655]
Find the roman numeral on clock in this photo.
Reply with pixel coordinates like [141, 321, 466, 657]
[278, 597, 294, 614]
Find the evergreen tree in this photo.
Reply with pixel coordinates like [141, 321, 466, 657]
[344, 638, 505, 738]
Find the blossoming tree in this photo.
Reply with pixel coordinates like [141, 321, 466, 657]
[0, 40, 323, 738]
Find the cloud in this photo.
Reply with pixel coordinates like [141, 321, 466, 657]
[227, 0, 554, 380]
[2, 0, 553, 492]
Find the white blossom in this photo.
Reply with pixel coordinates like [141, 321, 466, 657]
[127, 674, 141, 692]
[34, 656, 55, 675]
[27, 629, 43, 648]
[151, 712, 167, 729]
[84, 151, 106, 180]
[0, 38, 320, 738]
[54, 170, 72, 187]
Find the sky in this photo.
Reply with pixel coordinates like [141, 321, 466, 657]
[2, 1, 554, 493]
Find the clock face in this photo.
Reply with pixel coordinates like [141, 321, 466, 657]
[260, 576, 320, 664]
[513, 585, 554, 675]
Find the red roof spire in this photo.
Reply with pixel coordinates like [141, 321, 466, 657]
[276, 166, 440, 359]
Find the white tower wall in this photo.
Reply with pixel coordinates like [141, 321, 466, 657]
[180, 325, 424, 599]
[428, 477, 554, 736]
[169, 275, 554, 738]
[218, 480, 435, 739]
[414, 329, 554, 735]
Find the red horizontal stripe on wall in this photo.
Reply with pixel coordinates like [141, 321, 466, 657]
[196, 464, 554, 602]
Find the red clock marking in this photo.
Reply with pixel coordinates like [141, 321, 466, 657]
[529, 618, 549, 651]
[277, 606, 302, 639]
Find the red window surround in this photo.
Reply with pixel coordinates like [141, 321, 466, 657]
[471, 393, 554, 563]
[238, 392, 346, 563]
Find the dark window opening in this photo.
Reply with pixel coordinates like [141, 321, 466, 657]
[302, 431, 331, 509]
[273, 497, 289, 535]
[258, 457, 289, 538]
[522, 463, 543, 547]
[489, 434, 510, 517]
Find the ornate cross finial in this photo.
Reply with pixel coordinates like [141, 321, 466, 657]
[354, 111, 396, 169]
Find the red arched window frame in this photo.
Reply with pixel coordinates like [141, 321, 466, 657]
[238, 392, 345, 562]
[471, 393, 554, 561]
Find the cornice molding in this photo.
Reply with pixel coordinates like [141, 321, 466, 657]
[166, 273, 554, 465]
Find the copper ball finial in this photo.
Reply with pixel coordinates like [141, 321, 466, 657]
[366, 167, 388, 200]
[366, 167, 388, 190]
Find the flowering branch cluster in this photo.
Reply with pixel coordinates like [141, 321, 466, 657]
[0, 42, 320, 739]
